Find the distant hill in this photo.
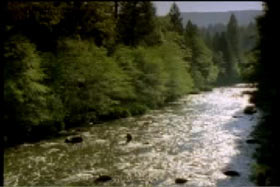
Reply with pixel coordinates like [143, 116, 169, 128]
[181, 10, 263, 27]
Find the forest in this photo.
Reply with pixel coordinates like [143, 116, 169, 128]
[2, 1, 278, 186]
[3, 1, 257, 145]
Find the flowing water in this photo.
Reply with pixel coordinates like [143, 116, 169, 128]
[4, 84, 260, 186]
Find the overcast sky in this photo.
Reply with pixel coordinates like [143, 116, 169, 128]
[153, 1, 264, 16]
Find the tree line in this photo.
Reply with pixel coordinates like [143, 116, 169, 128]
[3, 2, 255, 146]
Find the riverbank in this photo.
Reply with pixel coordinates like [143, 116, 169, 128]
[4, 84, 217, 149]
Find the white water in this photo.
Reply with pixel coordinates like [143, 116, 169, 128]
[4, 84, 260, 186]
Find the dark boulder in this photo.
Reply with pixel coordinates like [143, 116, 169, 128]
[244, 106, 257, 115]
[223, 170, 240, 177]
[94, 175, 112, 183]
[246, 139, 260, 144]
[249, 94, 257, 103]
[65, 136, 83, 144]
[126, 133, 132, 143]
[175, 178, 188, 184]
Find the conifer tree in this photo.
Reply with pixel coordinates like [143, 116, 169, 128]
[168, 3, 184, 34]
[226, 14, 241, 81]
[117, 1, 157, 46]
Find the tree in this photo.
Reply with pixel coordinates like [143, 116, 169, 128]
[227, 14, 240, 58]
[213, 32, 231, 83]
[168, 3, 183, 34]
[184, 20, 198, 46]
[226, 14, 241, 81]
[204, 31, 213, 49]
[184, 21, 217, 89]
[55, 38, 133, 124]
[249, 1, 280, 185]
[116, 1, 158, 46]
[4, 35, 54, 143]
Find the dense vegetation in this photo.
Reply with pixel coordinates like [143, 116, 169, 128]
[248, 1, 280, 185]
[3, 2, 256, 146]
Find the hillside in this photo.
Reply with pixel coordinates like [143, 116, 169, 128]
[181, 10, 263, 27]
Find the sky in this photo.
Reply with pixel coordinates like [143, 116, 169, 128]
[153, 1, 264, 16]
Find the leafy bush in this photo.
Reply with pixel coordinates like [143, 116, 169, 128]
[55, 38, 133, 125]
[4, 35, 53, 143]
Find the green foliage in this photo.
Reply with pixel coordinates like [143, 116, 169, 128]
[227, 15, 241, 59]
[239, 22, 258, 52]
[225, 14, 241, 82]
[184, 21, 217, 89]
[5, 1, 250, 146]
[201, 15, 258, 85]
[3, 35, 53, 142]
[55, 38, 133, 124]
[141, 43, 193, 102]
[240, 50, 259, 82]
[60, 2, 116, 47]
[113, 42, 193, 108]
[7, 2, 116, 51]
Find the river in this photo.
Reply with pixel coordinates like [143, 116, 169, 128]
[4, 84, 260, 186]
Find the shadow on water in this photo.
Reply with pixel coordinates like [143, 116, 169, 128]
[215, 108, 260, 187]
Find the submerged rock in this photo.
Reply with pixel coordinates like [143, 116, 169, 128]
[244, 106, 257, 114]
[175, 178, 188, 184]
[223, 170, 240, 177]
[233, 115, 243, 118]
[94, 175, 112, 183]
[65, 136, 83, 143]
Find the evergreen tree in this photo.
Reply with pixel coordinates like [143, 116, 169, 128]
[227, 14, 240, 58]
[184, 20, 198, 48]
[116, 1, 158, 46]
[226, 14, 241, 81]
[204, 31, 213, 49]
[212, 32, 220, 52]
[216, 32, 231, 83]
[184, 21, 217, 89]
[168, 3, 184, 34]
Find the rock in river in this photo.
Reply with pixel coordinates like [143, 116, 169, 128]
[246, 138, 260, 144]
[223, 170, 240, 177]
[244, 106, 257, 115]
[126, 133, 132, 143]
[175, 178, 188, 184]
[94, 175, 112, 183]
[65, 136, 83, 144]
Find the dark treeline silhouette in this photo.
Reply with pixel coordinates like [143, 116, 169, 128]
[248, 1, 280, 185]
[3, 2, 256, 147]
